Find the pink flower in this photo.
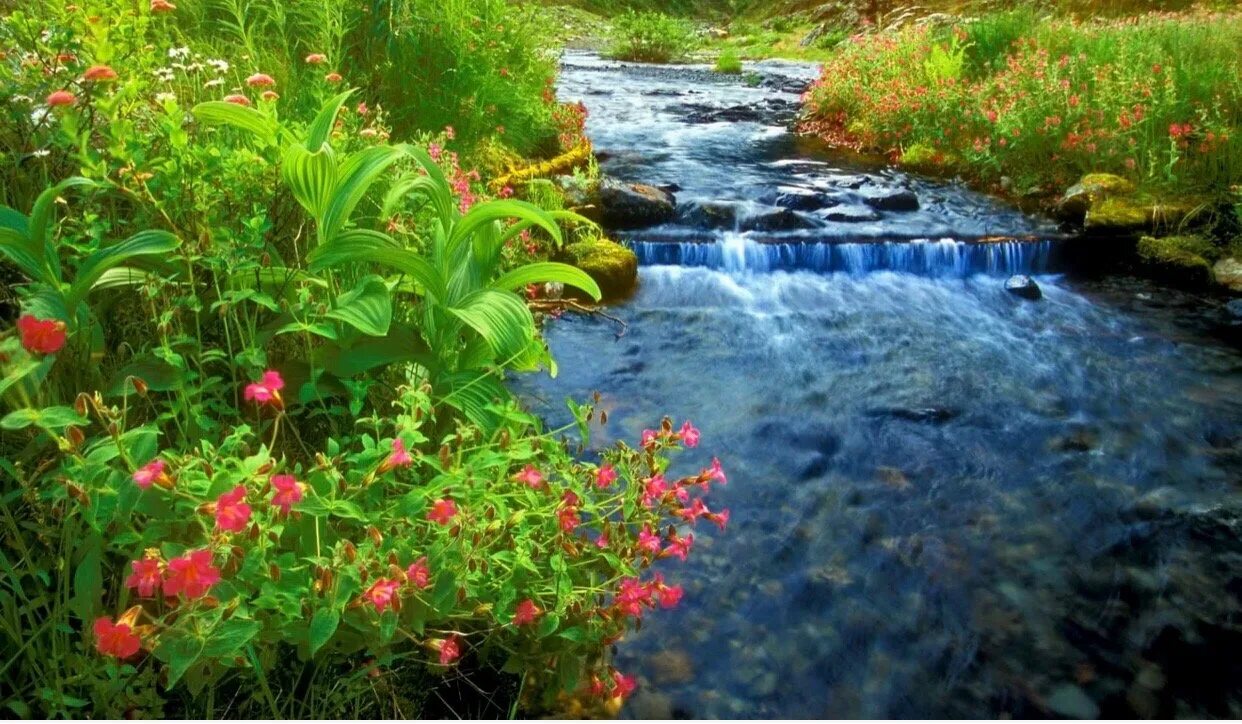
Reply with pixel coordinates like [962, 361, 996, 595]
[427, 498, 457, 526]
[163, 549, 221, 599]
[83, 65, 117, 82]
[707, 457, 727, 485]
[513, 598, 540, 626]
[640, 429, 659, 447]
[641, 474, 668, 508]
[364, 578, 400, 612]
[17, 315, 66, 354]
[150, 0, 176, 12]
[444, 125, 456, 140]
[261, 90, 279, 101]
[214, 485, 252, 532]
[246, 73, 275, 88]
[94, 617, 141, 659]
[675, 498, 709, 524]
[637, 525, 662, 554]
[305, 53, 327, 65]
[406, 556, 431, 589]
[125, 558, 162, 597]
[244, 370, 284, 407]
[270, 474, 303, 516]
[595, 531, 610, 548]
[46, 90, 76, 107]
[595, 463, 617, 489]
[657, 583, 683, 609]
[324, 72, 343, 83]
[223, 94, 251, 106]
[514, 464, 544, 489]
[438, 634, 461, 665]
[132, 459, 166, 490]
[679, 421, 700, 448]
[662, 532, 693, 561]
[379, 438, 413, 474]
[356, 102, 368, 115]
[558, 507, 580, 533]
[706, 508, 730, 531]
[610, 670, 637, 699]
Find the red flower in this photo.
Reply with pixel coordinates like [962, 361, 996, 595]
[640, 429, 660, 447]
[364, 578, 400, 612]
[261, 90, 279, 102]
[46, 90, 76, 107]
[324, 72, 343, 83]
[150, 0, 176, 12]
[657, 583, 683, 609]
[133, 459, 170, 490]
[679, 421, 700, 448]
[513, 598, 540, 626]
[223, 94, 251, 106]
[214, 485, 252, 532]
[557, 506, 580, 533]
[125, 558, 162, 597]
[270, 474, 303, 516]
[706, 508, 731, 531]
[94, 616, 141, 659]
[17, 315, 66, 354]
[244, 370, 284, 406]
[595, 463, 617, 489]
[163, 549, 221, 599]
[708, 457, 727, 485]
[305, 53, 327, 65]
[406, 556, 431, 589]
[641, 474, 668, 508]
[82, 65, 117, 82]
[661, 532, 693, 561]
[356, 102, 368, 115]
[426, 498, 457, 526]
[514, 464, 544, 490]
[637, 524, 662, 554]
[438, 634, 462, 665]
[610, 670, 637, 699]
[378, 437, 413, 474]
[246, 73, 275, 88]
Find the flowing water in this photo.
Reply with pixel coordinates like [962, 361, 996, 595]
[520, 53, 1242, 718]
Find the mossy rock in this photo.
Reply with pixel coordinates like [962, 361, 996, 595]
[1057, 173, 1136, 223]
[563, 239, 638, 301]
[1137, 235, 1215, 288]
[1085, 196, 1203, 236]
[1213, 257, 1242, 294]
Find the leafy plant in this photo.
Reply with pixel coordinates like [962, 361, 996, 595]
[606, 11, 698, 64]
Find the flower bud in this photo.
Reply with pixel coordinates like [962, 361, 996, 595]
[66, 425, 84, 448]
[342, 541, 357, 563]
[269, 564, 281, 581]
[367, 526, 383, 546]
[74, 392, 90, 417]
[129, 376, 149, 397]
[600, 410, 608, 425]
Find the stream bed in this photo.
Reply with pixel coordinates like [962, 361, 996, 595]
[519, 52, 1242, 718]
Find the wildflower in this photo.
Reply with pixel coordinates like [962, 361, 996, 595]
[661, 532, 693, 561]
[150, 0, 176, 12]
[258, 90, 278, 102]
[244, 370, 284, 407]
[378, 438, 413, 474]
[94, 616, 141, 659]
[207, 59, 229, 73]
[82, 65, 117, 82]
[513, 599, 540, 626]
[132, 459, 171, 490]
[514, 464, 544, 490]
[246, 72, 275, 88]
[657, 583, 683, 608]
[17, 315, 66, 354]
[595, 531, 610, 548]
[557, 506, 580, 533]
[125, 558, 162, 597]
[363, 578, 400, 613]
[428, 142, 443, 161]
[45, 90, 76, 107]
[305, 53, 327, 65]
[203, 78, 224, 88]
[223, 94, 251, 106]
[588, 676, 608, 698]
[438, 635, 462, 665]
[706, 508, 731, 531]
[676, 498, 709, 524]
[214, 485, 252, 532]
[637, 525, 662, 554]
[155, 92, 176, 103]
[163, 549, 221, 598]
[426, 498, 457, 526]
[640, 429, 659, 447]
[168, 46, 190, 59]
[595, 463, 617, 489]
[406, 556, 431, 589]
[614, 577, 653, 618]
[610, 670, 637, 699]
[270, 474, 303, 515]
[324, 72, 343, 83]
[356, 102, 368, 115]
[707, 457, 727, 485]
[679, 421, 700, 448]
[444, 125, 456, 140]
[641, 474, 668, 508]
[359, 128, 377, 138]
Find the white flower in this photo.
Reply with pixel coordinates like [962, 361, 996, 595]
[204, 78, 224, 88]
[11, 94, 32, 104]
[155, 92, 177, 103]
[207, 59, 229, 73]
[31, 149, 51, 158]
[29, 107, 51, 125]
[168, 46, 190, 59]
[153, 68, 175, 82]
[185, 62, 204, 72]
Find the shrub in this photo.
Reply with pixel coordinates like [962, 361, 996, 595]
[715, 48, 744, 74]
[605, 11, 698, 64]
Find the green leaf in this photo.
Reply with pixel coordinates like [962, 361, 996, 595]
[305, 90, 354, 152]
[319, 323, 431, 378]
[69, 230, 179, 309]
[448, 200, 562, 258]
[320, 145, 406, 242]
[156, 633, 204, 687]
[70, 534, 102, 623]
[191, 101, 278, 145]
[308, 609, 339, 657]
[326, 275, 392, 337]
[492, 262, 601, 301]
[1, 405, 88, 431]
[536, 612, 560, 637]
[31, 176, 97, 283]
[282, 144, 337, 222]
[447, 289, 536, 363]
[202, 618, 261, 658]
[309, 235, 446, 303]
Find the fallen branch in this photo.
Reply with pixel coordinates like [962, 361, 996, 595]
[530, 298, 628, 339]
[488, 141, 594, 192]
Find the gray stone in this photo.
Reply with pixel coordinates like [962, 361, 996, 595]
[1004, 274, 1042, 300]
[1046, 684, 1099, 719]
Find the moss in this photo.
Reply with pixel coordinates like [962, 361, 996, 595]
[1137, 234, 1216, 287]
[563, 239, 638, 301]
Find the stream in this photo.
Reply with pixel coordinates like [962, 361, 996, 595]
[519, 52, 1242, 718]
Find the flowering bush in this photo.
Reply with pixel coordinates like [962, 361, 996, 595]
[802, 8, 1242, 197]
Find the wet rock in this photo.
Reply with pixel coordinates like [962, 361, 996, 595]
[1046, 684, 1099, 719]
[649, 649, 695, 684]
[1137, 235, 1216, 288]
[561, 239, 638, 300]
[861, 188, 919, 211]
[876, 466, 910, 490]
[819, 204, 881, 223]
[677, 201, 738, 229]
[1057, 173, 1135, 224]
[1050, 425, 1099, 452]
[1004, 274, 1042, 300]
[683, 98, 800, 126]
[764, 188, 835, 211]
[597, 177, 676, 229]
[1213, 257, 1242, 293]
[1085, 197, 1203, 236]
[868, 406, 960, 424]
[740, 208, 815, 232]
[1226, 299, 1242, 319]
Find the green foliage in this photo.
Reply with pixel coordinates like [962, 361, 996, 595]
[606, 11, 699, 63]
[715, 48, 744, 74]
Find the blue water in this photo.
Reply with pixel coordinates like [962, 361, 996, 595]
[518, 52, 1242, 718]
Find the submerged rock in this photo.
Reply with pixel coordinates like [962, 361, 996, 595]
[677, 201, 739, 229]
[1213, 257, 1242, 293]
[1137, 235, 1215, 288]
[740, 208, 816, 232]
[1005, 274, 1042, 300]
[597, 177, 676, 229]
[562, 239, 638, 301]
[861, 188, 919, 211]
[820, 204, 881, 223]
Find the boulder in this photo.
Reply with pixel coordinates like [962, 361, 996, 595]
[861, 188, 920, 211]
[1004, 274, 1042, 300]
[740, 208, 815, 232]
[1213, 257, 1242, 294]
[562, 239, 638, 301]
[596, 178, 676, 229]
[1137, 235, 1215, 288]
[677, 201, 738, 230]
[1056, 172, 1135, 223]
[819, 204, 880, 223]
[765, 188, 835, 211]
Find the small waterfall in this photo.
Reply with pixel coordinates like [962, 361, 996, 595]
[629, 235, 1058, 276]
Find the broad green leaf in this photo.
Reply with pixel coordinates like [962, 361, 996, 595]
[319, 324, 431, 378]
[492, 262, 601, 301]
[90, 266, 151, 291]
[305, 90, 354, 152]
[282, 144, 337, 222]
[308, 608, 339, 657]
[70, 534, 102, 623]
[0, 227, 48, 284]
[191, 101, 278, 145]
[320, 145, 406, 242]
[202, 618, 261, 658]
[326, 275, 392, 336]
[156, 633, 204, 687]
[447, 289, 536, 362]
[448, 200, 562, 257]
[31, 176, 97, 283]
[1, 405, 87, 431]
[310, 237, 446, 303]
[69, 230, 179, 309]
